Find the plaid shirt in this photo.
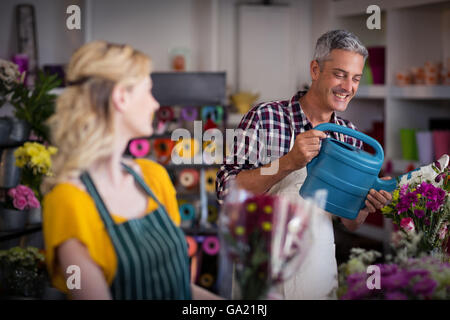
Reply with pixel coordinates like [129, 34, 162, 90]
[216, 91, 363, 203]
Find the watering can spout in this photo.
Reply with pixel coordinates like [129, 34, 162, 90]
[373, 177, 397, 193]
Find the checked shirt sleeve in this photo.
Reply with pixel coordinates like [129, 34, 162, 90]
[215, 109, 263, 204]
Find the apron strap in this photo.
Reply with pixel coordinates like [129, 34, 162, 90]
[80, 171, 116, 229]
[121, 162, 163, 207]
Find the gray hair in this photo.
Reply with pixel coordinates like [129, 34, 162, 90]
[313, 30, 368, 69]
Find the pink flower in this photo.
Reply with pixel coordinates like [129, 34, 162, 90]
[28, 196, 40, 209]
[13, 195, 28, 211]
[7, 188, 17, 198]
[438, 224, 448, 240]
[400, 217, 415, 233]
[16, 184, 33, 197]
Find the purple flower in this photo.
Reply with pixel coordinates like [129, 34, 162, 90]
[424, 217, 431, 226]
[434, 160, 441, 170]
[381, 271, 413, 290]
[412, 278, 437, 297]
[400, 184, 409, 196]
[414, 209, 425, 218]
[426, 199, 443, 212]
[385, 291, 408, 300]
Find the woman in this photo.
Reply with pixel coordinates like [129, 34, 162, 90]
[42, 41, 219, 300]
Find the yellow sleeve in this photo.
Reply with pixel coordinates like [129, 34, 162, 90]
[135, 159, 181, 226]
[42, 184, 117, 294]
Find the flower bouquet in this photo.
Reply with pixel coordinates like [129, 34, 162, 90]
[338, 242, 450, 300]
[5, 184, 40, 211]
[381, 154, 449, 255]
[218, 181, 322, 299]
[14, 141, 57, 200]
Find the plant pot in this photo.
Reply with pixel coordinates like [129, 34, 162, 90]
[27, 207, 42, 225]
[0, 147, 21, 188]
[0, 207, 28, 232]
[0, 117, 30, 147]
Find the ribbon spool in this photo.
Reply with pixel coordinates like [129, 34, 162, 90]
[202, 236, 220, 255]
[202, 106, 223, 124]
[154, 138, 175, 165]
[179, 169, 199, 189]
[156, 106, 174, 122]
[129, 139, 150, 158]
[204, 169, 217, 193]
[180, 106, 198, 122]
[174, 138, 200, 159]
[185, 236, 198, 257]
[179, 203, 196, 221]
[207, 204, 218, 224]
[198, 273, 214, 288]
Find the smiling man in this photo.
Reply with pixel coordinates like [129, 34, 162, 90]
[216, 30, 392, 299]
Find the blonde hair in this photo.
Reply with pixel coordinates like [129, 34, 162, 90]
[42, 41, 151, 194]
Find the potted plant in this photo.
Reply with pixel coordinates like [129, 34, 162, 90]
[0, 246, 49, 299]
[0, 59, 30, 147]
[0, 184, 40, 232]
[0, 58, 60, 143]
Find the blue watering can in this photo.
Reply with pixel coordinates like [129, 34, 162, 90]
[299, 123, 398, 220]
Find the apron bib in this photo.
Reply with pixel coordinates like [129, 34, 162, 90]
[80, 163, 191, 300]
[267, 123, 338, 300]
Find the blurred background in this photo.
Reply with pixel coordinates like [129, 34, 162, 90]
[0, 0, 449, 297]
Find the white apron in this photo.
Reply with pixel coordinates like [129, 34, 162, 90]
[267, 125, 338, 300]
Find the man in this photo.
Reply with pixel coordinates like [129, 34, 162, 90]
[216, 30, 392, 299]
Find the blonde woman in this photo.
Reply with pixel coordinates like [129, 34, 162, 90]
[42, 41, 219, 300]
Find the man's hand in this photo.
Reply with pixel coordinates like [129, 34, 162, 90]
[341, 177, 393, 232]
[285, 130, 327, 171]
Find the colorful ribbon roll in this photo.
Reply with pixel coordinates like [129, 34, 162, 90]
[198, 273, 214, 288]
[129, 139, 150, 157]
[179, 168, 199, 189]
[207, 204, 218, 224]
[179, 203, 196, 221]
[185, 236, 198, 257]
[156, 106, 174, 122]
[180, 106, 198, 121]
[202, 106, 223, 123]
[202, 236, 220, 255]
[154, 138, 175, 165]
[204, 169, 217, 193]
[174, 138, 200, 159]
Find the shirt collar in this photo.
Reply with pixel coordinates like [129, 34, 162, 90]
[289, 91, 338, 134]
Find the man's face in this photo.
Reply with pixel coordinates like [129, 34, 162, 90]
[312, 49, 364, 113]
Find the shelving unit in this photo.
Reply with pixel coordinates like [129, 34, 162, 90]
[317, 0, 450, 252]
[133, 72, 227, 293]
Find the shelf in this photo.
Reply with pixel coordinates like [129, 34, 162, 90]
[355, 85, 387, 99]
[391, 85, 450, 100]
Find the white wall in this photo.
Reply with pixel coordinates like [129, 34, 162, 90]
[1, 0, 313, 102]
[0, 0, 84, 66]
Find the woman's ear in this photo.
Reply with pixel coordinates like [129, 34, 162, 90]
[111, 84, 129, 113]
[310, 60, 321, 81]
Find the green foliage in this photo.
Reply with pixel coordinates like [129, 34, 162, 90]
[6, 70, 61, 142]
[0, 246, 48, 298]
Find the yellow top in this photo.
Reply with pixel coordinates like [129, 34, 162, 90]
[42, 159, 180, 294]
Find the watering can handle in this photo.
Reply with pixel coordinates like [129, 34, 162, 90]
[313, 123, 397, 192]
[313, 123, 384, 161]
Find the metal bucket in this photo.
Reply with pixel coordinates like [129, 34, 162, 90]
[0, 117, 30, 147]
[0, 148, 21, 188]
[27, 207, 42, 225]
[0, 207, 28, 232]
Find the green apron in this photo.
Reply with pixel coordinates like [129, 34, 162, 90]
[80, 163, 191, 300]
